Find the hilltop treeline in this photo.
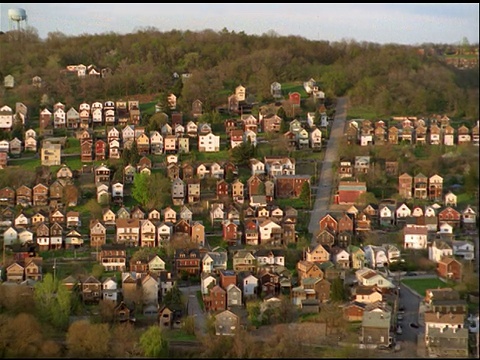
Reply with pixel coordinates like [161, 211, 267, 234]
[0, 27, 478, 119]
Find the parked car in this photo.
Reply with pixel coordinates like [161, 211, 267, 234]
[377, 344, 391, 351]
[397, 313, 404, 320]
[410, 322, 419, 329]
[396, 325, 403, 335]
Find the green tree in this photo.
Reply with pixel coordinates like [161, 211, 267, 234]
[299, 181, 311, 208]
[330, 277, 347, 302]
[230, 141, 254, 167]
[34, 273, 71, 330]
[132, 172, 150, 207]
[139, 325, 168, 358]
[129, 141, 140, 166]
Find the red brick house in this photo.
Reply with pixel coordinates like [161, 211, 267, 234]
[343, 301, 366, 322]
[334, 181, 367, 205]
[219, 270, 237, 290]
[437, 257, 462, 281]
[222, 220, 238, 244]
[438, 206, 462, 228]
[204, 285, 226, 312]
[174, 248, 201, 277]
[0, 186, 16, 206]
[247, 175, 263, 197]
[275, 175, 311, 198]
[216, 179, 229, 199]
[318, 213, 338, 234]
[289, 92, 301, 106]
[338, 212, 354, 233]
[95, 139, 107, 161]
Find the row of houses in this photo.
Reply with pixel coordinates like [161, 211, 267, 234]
[346, 118, 479, 146]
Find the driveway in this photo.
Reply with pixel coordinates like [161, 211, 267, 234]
[308, 97, 348, 236]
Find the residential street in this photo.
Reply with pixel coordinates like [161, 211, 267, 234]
[308, 97, 348, 237]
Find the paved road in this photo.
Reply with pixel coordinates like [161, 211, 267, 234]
[308, 97, 348, 236]
[179, 284, 207, 335]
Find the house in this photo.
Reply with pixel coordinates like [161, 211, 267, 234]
[354, 285, 383, 304]
[398, 173, 413, 199]
[41, 142, 61, 166]
[226, 283, 242, 307]
[403, 224, 428, 249]
[438, 206, 461, 228]
[426, 327, 469, 358]
[232, 250, 256, 273]
[171, 178, 185, 206]
[214, 309, 239, 336]
[343, 301, 367, 322]
[90, 219, 106, 247]
[363, 245, 389, 269]
[428, 241, 453, 263]
[451, 240, 475, 261]
[305, 243, 330, 263]
[198, 132, 220, 152]
[309, 127, 322, 149]
[100, 243, 127, 272]
[116, 218, 140, 247]
[157, 222, 173, 245]
[437, 257, 462, 281]
[142, 274, 159, 315]
[65, 229, 83, 249]
[201, 272, 217, 295]
[6, 262, 24, 282]
[361, 304, 392, 347]
[81, 275, 102, 304]
[174, 248, 201, 277]
[275, 175, 310, 198]
[355, 268, 395, 289]
[102, 277, 118, 303]
[190, 221, 205, 246]
[33, 183, 49, 207]
[335, 181, 367, 204]
[461, 205, 477, 230]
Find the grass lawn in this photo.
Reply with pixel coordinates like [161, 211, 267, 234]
[401, 277, 454, 297]
[346, 104, 386, 120]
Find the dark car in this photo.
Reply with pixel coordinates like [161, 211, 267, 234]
[410, 322, 419, 328]
[377, 344, 391, 351]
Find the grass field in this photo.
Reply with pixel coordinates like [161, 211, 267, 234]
[401, 277, 453, 297]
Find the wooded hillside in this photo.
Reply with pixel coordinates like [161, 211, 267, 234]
[0, 28, 478, 120]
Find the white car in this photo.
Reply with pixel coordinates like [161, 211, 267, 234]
[396, 326, 403, 335]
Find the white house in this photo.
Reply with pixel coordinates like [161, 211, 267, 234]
[250, 159, 265, 176]
[198, 132, 220, 152]
[428, 241, 453, 263]
[240, 273, 259, 299]
[258, 219, 282, 244]
[201, 272, 217, 295]
[363, 245, 389, 269]
[355, 268, 395, 289]
[102, 277, 118, 302]
[3, 226, 18, 246]
[395, 203, 411, 223]
[452, 240, 475, 261]
[0, 105, 14, 130]
[403, 224, 428, 249]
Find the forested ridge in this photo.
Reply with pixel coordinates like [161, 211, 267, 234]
[0, 27, 478, 120]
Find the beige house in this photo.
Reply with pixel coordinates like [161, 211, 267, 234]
[41, 141, 62, 166]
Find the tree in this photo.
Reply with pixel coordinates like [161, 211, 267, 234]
[299, 181, 311, 208]
[230, 141, 254, 167]
[66, 320, 111, 358]
[34, 273, 71, 330]
[139, 325, 168, 358]
[132, 172, 170, 209]
[330, 277, 348, 302]
[129, 141, 141, 166]
[132, 172, 150, 207]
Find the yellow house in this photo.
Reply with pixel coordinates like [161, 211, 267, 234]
[41, 142, 61, 166]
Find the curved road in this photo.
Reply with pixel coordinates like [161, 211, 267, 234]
[308, 97, 348, 236]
